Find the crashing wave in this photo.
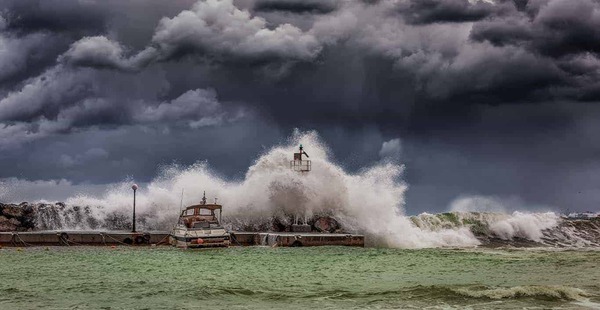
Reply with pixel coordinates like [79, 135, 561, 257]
[1, 205, 599, 247]
[411, 211, 600, 247]
[450, 285, 589, 301]
[1, 130, 599, 248]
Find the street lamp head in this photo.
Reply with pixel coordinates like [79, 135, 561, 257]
[131, 184, 138, 191]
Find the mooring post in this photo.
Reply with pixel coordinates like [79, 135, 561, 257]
[131, 184, 138, 232]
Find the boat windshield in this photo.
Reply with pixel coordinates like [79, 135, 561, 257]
[191, 221, 222, 229]
[199, 209, 212, 215]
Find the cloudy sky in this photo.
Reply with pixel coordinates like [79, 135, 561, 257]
[1, 0, 600, 213]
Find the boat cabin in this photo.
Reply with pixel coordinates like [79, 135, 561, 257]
[178, 201, 223, 230]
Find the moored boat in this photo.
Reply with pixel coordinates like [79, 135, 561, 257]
[169, 192, 230, 248]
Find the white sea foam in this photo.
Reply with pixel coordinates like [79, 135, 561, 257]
[40, 130, 481, 248]
[452, 285, 589, 301]
[489, 211, 560, 241]
[3, 130, 590, 248]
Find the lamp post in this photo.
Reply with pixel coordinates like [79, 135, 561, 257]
[131, 184, 138, 232]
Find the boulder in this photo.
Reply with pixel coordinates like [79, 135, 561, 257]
[313, 216, 340, 233]
[0, 203, 36, 232]
[0, 215, 17, 231]
[1, 205, 23, 217]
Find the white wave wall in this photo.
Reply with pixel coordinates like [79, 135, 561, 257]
[445, 195, 563, 241]
[489, 212, 560, 241]
[59, 130, 480, 248]
[3, 131, 576, 247]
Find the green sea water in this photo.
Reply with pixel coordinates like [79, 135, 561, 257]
[0, 246, 599, 309]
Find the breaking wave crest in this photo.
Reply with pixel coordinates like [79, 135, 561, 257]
[214, 285, 592, 302]
[450, 285, 589, 301]
[41, 130, 483, 248]
[2, 130, 599, 248]
[411, 211, 600, 247]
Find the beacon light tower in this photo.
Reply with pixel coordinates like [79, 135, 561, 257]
[290, 144, 311, 172]
[131, 183, 138, 232]
[289, 145, 312, 232]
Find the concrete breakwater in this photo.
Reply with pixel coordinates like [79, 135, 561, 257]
[0, 231, 365, 247]
[0, 202, 364, 247]
[0, 231, 170, 246]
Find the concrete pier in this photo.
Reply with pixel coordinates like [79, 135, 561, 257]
[0, 231, 364, 247]
[231, 232, 364, 247]
[0, 231, 170, 246]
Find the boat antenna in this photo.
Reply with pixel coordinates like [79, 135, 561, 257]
[179, 189, 184, 213]
[202, 191, 207, 205]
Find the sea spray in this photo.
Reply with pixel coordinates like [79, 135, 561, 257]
[411, 212, 561, 241]
[2, 131, 481, 248]
[489, 211, 559, 241]
[2, 131, 598, 247]
[410, 211, 600, 246]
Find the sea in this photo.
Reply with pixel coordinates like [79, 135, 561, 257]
[1, 131, 599, 309]
[1, 246, 599, 309]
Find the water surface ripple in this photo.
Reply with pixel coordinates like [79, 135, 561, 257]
[1, 246, 599, 309]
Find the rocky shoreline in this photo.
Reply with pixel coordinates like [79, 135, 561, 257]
[0, 203, 36, 232]
[0, 202, 343, 233]
[0, 202, 130, 232]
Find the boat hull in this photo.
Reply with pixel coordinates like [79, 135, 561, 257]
[169, 234, 230, 248]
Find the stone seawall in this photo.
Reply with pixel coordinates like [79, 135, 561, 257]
[0, 202, 346, 234]
[0, 203, 36, 232]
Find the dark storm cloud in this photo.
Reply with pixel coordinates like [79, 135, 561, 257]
[398, 0, 498, 24]
[54, 0, 323, 74]
[253, 0, 337, 14]
[147, 0, 322, 62]
[0, 65, 243, 147]
[2, 0, 108, 35]
[0, 33, 63, 83]
[59, 37, 138, 72]
[2, 0, 600, 211]
[0, 120, 284, 183]
[471, 0, 600, 58]
[9, 0, 600, 127]
[43, 0, 600, 109]
[0, 0, 198, 82]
